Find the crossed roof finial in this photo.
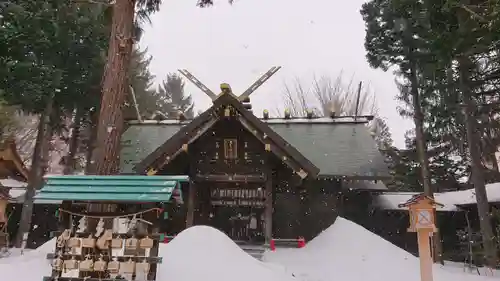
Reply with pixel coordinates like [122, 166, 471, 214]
[178, 66, 281, 102]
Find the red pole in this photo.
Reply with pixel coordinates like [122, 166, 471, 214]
[270, 239, 276, 251]
[163, 234, 169, 244]
[297, 236, 305, 248]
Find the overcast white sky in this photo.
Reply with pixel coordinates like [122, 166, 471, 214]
[139, 0, 414, 148]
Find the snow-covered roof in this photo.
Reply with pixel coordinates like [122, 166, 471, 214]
[0, 178, 28, 200]
[373, 182, 500, 212]
[0, 178, 27, 188]
[373, 192, 459, 212]
[344, 180, 388, 191]
[8, 188, 61, 204]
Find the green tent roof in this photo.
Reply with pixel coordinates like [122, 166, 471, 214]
[34, 175, 188, 202]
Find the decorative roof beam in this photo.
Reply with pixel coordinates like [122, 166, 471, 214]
[178, 69, 217, 100]
[178, 67, 281, 102]
[238, 66, 281, 101]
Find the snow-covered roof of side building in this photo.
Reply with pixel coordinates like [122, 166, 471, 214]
[372, 182, 500, 212]
[0, 178, 28, 199]
[0, 177, 62, 204]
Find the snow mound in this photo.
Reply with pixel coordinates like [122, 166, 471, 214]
[304, 216, 415, 263]
[265, 217, 493, 281]
[0, 239, 53, 280]
[160, 225, 249, 260]
[0, 238, 55, 265]
[157, 225, 296, 281]
[1, 228, 296, 281]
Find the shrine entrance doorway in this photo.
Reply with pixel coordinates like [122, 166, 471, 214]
[203, 183, 267, 243]
[211, 205, 265, 242]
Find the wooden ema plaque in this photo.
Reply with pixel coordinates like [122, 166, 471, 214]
[43, 213, 163, 281]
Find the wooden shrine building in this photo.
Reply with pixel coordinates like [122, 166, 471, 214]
[120, 67, 390, 243]
[0, 137, 29, 182]
[0, 137, 29, 247]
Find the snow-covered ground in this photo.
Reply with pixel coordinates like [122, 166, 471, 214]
[0, 217, 496, 281]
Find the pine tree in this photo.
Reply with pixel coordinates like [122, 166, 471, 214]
[1, 0, 108, 247]
[155, 74, 194, 119]
[361, 0, 444, 262]
[126, 47, 157, 118]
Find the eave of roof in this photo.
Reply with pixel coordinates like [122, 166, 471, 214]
[127, 115, 374, 125]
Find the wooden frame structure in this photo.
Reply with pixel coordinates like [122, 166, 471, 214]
[0, 190, 10, 249]
[0, 137, 29, 249]
[0, 137, 29, 181]
[36, 175, 188, 281]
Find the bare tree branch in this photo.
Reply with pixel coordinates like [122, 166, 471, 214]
[281, 73, 378, 117]
[280, 73, 393, 148]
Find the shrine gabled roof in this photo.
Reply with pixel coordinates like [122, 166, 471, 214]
[132, 93, 320, 177]
[121, 109, 389, 179]
[0, 138, 29, 182]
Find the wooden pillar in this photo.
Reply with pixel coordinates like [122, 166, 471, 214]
[300, 187, 310, 239]
[0, 199, 7, 224]
[60, 201, 72, 231]
[186, 150, 198, 227]
[185, 181, 196, 227]
[264, 174, 273, 244]
[200, 186, 211, 225]
[418, 230, 434, 281]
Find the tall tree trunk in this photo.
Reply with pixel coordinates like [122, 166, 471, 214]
[455, 0, 497, 267]
[41, 115, 54, 174]
[402, 11, 443, 260]
[409, 70, 433, 195]
[64, 109, 83, 175]
[15, 94, 54, 247]
[91, 0, 136, 175]
[408, 64, 443, 263]
[84, 111, 98, 174]
[459, 55, 497, 268]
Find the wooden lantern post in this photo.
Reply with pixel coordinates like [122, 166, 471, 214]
[0, 197, 6, 224]
[0, 188, 11, 225]
[398, 194, 443, 281]
[0, 190, 10, 248]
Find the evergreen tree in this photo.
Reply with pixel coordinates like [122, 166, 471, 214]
[361, 0, 435, 194]
[361, 0, 500, 266]
[361, 0, 447, 262]
[155, 74, 194, 119]
[0, 98, 17, 139]
[0, 0, 108, 246]
[126, 47, 157, 118]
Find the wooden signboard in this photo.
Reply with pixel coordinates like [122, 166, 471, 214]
[211, 188, 265, 207]
[415, 209, 433, 229]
